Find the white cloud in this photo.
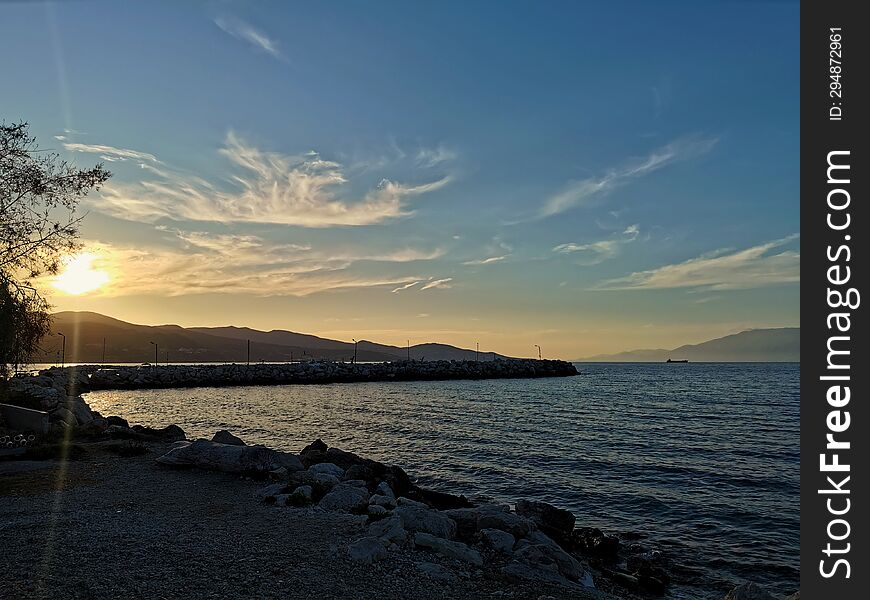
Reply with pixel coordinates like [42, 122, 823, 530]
[48, 231, 444, 298]
[539, 136, 718, 218]
[94, 131, 452, 227]
[420, 278, 453, 291]
[463, 255, 508, 266]
[215, 16, 283, 60]
[596, 235, 800, 291]
[64, 142, 159, 163]
[391, 281, 421, 293]
[416, 145, 456, 168]
[552, 224, 640, 265]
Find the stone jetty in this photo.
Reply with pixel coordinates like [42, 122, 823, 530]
[20, 358, 578, 393]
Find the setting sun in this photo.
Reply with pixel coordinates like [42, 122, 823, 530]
[52, 252, 110, 295]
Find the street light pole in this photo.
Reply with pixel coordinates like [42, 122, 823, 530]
[535, 344, 542, 360]
[476, 342, 479, 362]
[149, 341, 157, 367]
[407, 339, 410, 361]
[57, 332, 66, 368]
[352, 339, 358, 364]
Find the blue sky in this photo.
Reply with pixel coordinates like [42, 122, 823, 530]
[1, 1, 800, 358]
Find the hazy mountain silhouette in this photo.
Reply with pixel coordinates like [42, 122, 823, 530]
[37, 312, 508, 364]
[579, 327, 800, 362]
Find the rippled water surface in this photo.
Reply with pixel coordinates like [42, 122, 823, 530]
[86, 362, 799, 598]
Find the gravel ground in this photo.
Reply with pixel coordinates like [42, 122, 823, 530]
[0, 442, 617, 600]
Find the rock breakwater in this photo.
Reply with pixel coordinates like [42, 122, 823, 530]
[16, 358, 578, 394]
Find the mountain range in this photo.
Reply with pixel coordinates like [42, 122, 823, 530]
[578, 327, 800, 362]
[37, 312, 507, 364]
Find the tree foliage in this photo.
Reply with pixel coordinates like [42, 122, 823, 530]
[0, 121, 111, 377]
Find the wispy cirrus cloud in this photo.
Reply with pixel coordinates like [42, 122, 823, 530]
[416, 145, 456, 168]
[94, 131, 452, 227]
[463, 255, 508, 266]
[421, 278, 453, 291]
[596, 234, 800, 291]
[49, 230, 445, 298]
[214, 16, 284, 60]
[392, 281, 421, 293]
[64, 142, 159, 163]
[553, 224, 640, 265]
[539, 135, 718, 218]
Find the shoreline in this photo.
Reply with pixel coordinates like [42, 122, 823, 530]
[1, 367, 797, 600]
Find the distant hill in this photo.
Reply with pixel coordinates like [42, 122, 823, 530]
[35, 312, 509, 364]
[579, 328, 800, 362]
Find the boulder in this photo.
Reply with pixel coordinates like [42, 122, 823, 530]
[572, 527, 619, 561]
[156, 439, 303, 473]
[312, 472, 341, 488]
[375, 481, 395, 499]
[212, 430, 245, 446]
[106, 415, 129, 428]
[347, 537, 387, 564]
[394, 505, 457, 540]
[724, 583, 776, 600]
[370, 494, 397, 509]
[286, 485, 314, 507]
[308, 462, 344, 478]
[368, 504, 388, 517]
[477, 510, 534, 538]
[132, 424, 186, 441]
[414, 532, 483, 566]
[504, 543, 593, 588]
[52, 406, 77, 427]
[516, 499, 575, 543]
[516, 534, 586, 582]
[415, 487, 473, 510]
[481, 528, 515, 554]
[257, 482, 287, 501]
[65, 398, 95, 426]
[318, 483, 369, 513]
[368, 515, 407, 545]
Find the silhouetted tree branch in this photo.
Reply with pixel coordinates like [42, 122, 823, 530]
[1, 121, 111, 377]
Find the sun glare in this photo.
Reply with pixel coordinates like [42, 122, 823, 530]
[52, 252, 110, 295]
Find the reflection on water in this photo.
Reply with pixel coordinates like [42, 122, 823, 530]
[86, 362, 799, 599]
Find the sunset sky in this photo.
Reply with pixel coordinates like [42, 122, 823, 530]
[1, 1, 800, 359]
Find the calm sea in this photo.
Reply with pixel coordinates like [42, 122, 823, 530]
[85, 362, 799, 599]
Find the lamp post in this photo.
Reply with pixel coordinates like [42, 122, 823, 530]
[149, 341, 157, 367]
[57, 332, 66, 368]
[476, 342, 479, 362]
[407, 339, 410, 361]
[352, 339, 358, 364]
[534, 344, 542, 360]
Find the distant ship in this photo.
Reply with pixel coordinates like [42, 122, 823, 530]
[666, 358, 689, 363]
